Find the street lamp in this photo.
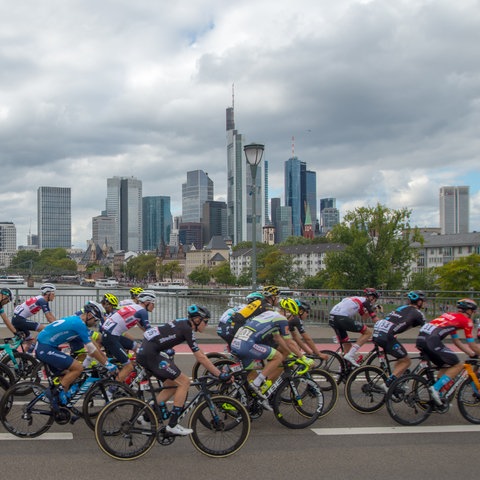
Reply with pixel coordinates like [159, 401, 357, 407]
[244, 142, 265, 291]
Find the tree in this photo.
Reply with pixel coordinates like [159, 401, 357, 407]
[324, 204, 419, 289]
[434, 254, 480, 293]
[160, 261, 183, 282]
[124, 254, 157, 281]
[188, 266, 211, 285]
[212, 262, 236, 286]
[258, 247, 304, 287]
[406, 268, 438, 291]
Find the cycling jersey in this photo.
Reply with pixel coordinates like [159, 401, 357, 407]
[216, 305, 244, 343]
[330, 296, 376, 318]
[37, 315, 91, 347]
[101, 303, 151, 336]
[140, 318, 200, 353]
[288, 315, 307, 335]
[13, 295, 52, 319]
[119, 299, 135, 306]
[418, 312, 475, 341]
[373, 305, 425, 337]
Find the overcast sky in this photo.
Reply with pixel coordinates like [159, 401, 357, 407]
[1, 0, 480, 248]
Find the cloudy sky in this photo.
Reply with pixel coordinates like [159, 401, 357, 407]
[1, 0, 480, 248]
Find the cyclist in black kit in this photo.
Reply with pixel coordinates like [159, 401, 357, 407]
[372, 291, 426, 387]
[136, 304, 231, 436]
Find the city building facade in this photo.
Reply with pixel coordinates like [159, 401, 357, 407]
[143, 196, 172, 251]
[440, 186, 469, 234]
[182, 170, 213, 223]
[0, 222, 16, 268]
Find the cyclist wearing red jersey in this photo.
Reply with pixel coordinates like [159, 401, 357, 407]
[329, 288, 380, 367]
[416, 298, 480, 405]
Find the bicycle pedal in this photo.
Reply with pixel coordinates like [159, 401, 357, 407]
[70, 415, 81, 424]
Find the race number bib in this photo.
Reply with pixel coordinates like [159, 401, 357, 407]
[143, 328, 160, 341]
[419, 323, 437, 335]
[236, 327, 253, 341]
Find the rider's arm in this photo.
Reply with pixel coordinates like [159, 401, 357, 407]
[84, 342, 109, 364]
[193, 349, 222, 377]
[1, 312, 16, 334]
[44, 311, 56, 323]
[291, 329, 312, 354]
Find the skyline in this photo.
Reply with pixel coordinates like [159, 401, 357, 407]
[1, 1, 480, 248]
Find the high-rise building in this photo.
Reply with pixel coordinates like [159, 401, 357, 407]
[106, 177, 143, 251]
[271, 197, 281, 243]
[305, 170, 317, 232]
[284, 157, 306, 236]
[179, 222, 203, 249]
[182, 170, 213, 223]
[202, 200, 227, 245]
[226, 100, 265, 245]
[320, 198, 340, 233]
[440, 186, 469, 234]
[92, 215, 116, 249]
[275, 206, 293, 243]
[37, 186, 71, 249]
[0, 222, 16, 268]
[143, 196, 172, 251]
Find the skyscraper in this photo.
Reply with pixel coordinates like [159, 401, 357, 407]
[182, 170, 213, 223]
[106, 177, 143, 251]
[226, 99, 265, 245]
[143, 196, 172, 251]
[92, 215, 116, 248]
[305, 170, 317, 234]
[440, 186, 469, 234]
[202, 200, 227, 245]
[320, 197, 340, 233]
[284, 157, 306, 236]
[0, 222, 16, 268]
[37, 186, 71, 249]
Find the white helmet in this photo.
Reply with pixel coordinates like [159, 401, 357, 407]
[137, 290, 156, 304]
[40, 283, 56, 295]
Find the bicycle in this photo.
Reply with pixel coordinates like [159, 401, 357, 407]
[344, 343, 426, 413]
[0, 333, 39, 382]
[210, 356, 326, 428]
[385, 356, 480, 426]
[0, 363, 132, 436]
[94, 374, 251, 460]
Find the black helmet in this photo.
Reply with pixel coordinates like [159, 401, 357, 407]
[457, 298, 478, 312]
[295, 299, 311, 312]
[364, 288, 379, 299]
[1, 288, 13, 301]
[83, 301, 105, 322]
[407, 291, 426, 302]
[187, 304, 211, 319]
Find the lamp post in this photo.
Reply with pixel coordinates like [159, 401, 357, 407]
[244, 143, 265, 291]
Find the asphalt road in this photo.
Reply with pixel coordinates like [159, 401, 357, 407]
[1, 352, 480, 480]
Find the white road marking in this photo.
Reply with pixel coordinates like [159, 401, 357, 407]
[0, 432, 73, 441]
[311, 425, 480, 435]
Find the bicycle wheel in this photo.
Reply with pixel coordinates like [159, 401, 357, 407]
[2, 352, 39, 382]
[189, 395, 250, 457]
[83, 379, 134, 430]
[307, 368, 338, 417]
[457, 377, 480, 424]
[320, 349, 345, 384]
[0, 381, 54, 437]
[95, 397, 158, 460]
[0, 362, 15, 388]
[344, 365, 387, 413]
[273, 377, 323, 429]
[191, 352, 229, 382]
[385, 374, 432, 425]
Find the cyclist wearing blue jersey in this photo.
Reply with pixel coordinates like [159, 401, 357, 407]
[36, 301, 117, 405]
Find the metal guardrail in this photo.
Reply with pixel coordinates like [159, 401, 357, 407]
[1, 287, 478, 328]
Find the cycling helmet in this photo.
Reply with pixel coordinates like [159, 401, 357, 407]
[130, 287, 144, 298]
[1, 288, 13, 301]
[102, 293, 119, 308]
[457, 298, 478, 311]
[246, 291, 265, 303]
[40, 283, 56, 295]
[279, 298, 300, 316]
[187, 304, 211, 319]
[262, 285, 280, 297]
[295, 299, 311, 313]
[83, 301, 105, 322]
[364, 288, 379, 299]
[407, 291, 426, 302]
[137, 290, 156, 304]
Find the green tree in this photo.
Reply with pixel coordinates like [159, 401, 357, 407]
[258, 247, 303, 287]
[406, 268, 438, 291]
[188, 266, 211, 285]
[434, 254, 480, 293]
[211, 262, 236, 286]
[303, 270, 330, 289]
[325, 204, 419, 289]
[124, 254, 157, 280]
[160, 261, 183, 282]
[9, 250, 40, 273]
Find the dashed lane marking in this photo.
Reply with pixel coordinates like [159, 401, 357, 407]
[0, 432, 73, 441]
[311, 425, 480, 436]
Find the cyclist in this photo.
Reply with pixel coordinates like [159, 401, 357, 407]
[119, 287, 144, 307]
[101, 293, 119, 317]
[329, 288, 380, 367]
[289, 299, 329, 361]
[1, 288, 16, 334]
[136, 304, 231, 436]
[372, 291, 426, 387]
[101, 290, 155, 383]
[11, 283, 57, 348]
[230, 297, 313, 411]
[223, 286, 280, 345]
[35, 301, 117, 406]
[416, 298, 480, 406]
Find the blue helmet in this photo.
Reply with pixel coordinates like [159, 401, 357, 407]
[407, 291, 426, 302]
